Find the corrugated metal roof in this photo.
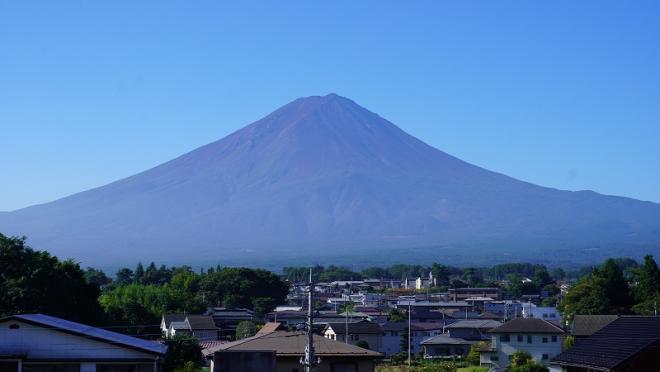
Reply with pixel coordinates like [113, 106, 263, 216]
[5, 314, 167, 355]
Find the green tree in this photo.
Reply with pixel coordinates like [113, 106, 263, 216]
[561, 276, 609, 316]
[84, 267, 112, 287]
[354, 340, 369, 349]
[466, 341, 484, 365]
[632, 255, 660, 314]
[431, 263, 450, 285]
[388, 309, 405, 322]
[0, 234, 103, 324]
[199, 267, 288, 311]
[115, 268, 134, 285]
[163, 334, 202, 372]
[235, 320, 257, 339]
[563, 335, 575, 349]
[134, 262, 145, 284]
[634, 255, 660, 300]
[595, 259, 633, 312]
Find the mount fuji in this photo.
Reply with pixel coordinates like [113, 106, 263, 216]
[2, 94, 659, 267]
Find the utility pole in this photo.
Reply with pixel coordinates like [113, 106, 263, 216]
[300, 268, 318, 372]
[345, 303, 349, 344]
[408, 301, 412, 367]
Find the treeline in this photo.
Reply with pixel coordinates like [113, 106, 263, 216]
[283, 259, 646, 284]
[561, 256, 660, 316]
[0, 234, 288, 333]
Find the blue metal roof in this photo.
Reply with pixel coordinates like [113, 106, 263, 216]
[7, 314, 167, 355]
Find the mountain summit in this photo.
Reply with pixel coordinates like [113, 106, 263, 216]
[1, 94, 659, 266]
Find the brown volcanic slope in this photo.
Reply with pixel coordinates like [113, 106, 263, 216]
[1, 94, 659, 266]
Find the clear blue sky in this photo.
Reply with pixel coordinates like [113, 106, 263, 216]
[1, 1, 659, 211]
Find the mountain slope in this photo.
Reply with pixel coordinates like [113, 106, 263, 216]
[1, 94, 659, 266]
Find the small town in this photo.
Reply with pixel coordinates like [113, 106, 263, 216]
[1, 234, 659, 371]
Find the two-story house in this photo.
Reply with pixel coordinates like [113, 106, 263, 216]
[323, 320, 383, 351]
[480, 318, 564, 371]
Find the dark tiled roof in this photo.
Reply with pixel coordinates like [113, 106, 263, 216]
[445, 320, 503, 330]
[553, 316, 660, 369]
[162, 313, 186, 327]
[204, 331, 382, 357]
[185, 315, 217, 330]
[421, 334, 473, 345]
[382, 322, 426, 332]
[489, 318, 563, 334]
[2, 314, 167, 355]
[325, 321, 382, 334]
[571, 315, 618, 337]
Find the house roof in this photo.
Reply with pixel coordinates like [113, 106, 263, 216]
[571, 315, 618, 337]
[185, 315, 217, 330]
[204, 331, 382, 358]
[552, 316, 660, 370]
[489, 318, 563, 334]
[162, 313, 186, 327]
[325, 321, 382, 334]
[445, 320, 503, 330]
[170, 321, 191, 330]
[2, 314, 167, 355]
[421, 334, 474, 345]
[256, 322, 284, 336]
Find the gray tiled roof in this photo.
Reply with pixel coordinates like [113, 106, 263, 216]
[571, 315, 618, 337]
[489, 318, 563, 334]
[445, 320, 503, 329]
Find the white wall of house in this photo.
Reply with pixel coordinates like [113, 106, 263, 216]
[0, 320, 159, 360]
[480, 333, 562, 371]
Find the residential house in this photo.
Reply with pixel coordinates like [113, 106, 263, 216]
[380, 322, 443, 356]
[323, 320, 383, 351]
[404, 272, 436, 290]
[207, 308, 254, 338]
[203, 329, 382, 372]
[265, 310, 307, 328]
[552, 316, 660, 371]
[449, 287, 502, 301]
[0, 314, 167, 372]
[421, 334, 474, 359]
[480, 318, 564, 371]
[161, 314, 219, 341]
[484, 301, 524, 320]
[444, 320, 503, 341]
[521, 304, 561, 324]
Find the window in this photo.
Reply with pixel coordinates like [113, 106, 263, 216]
[542, 354, 549, 360]
[542, 337, 548, 343]
[490, 355, 499, 362]
[8, 324, 20, 329]
[500, 334, 510, 342]
[517, 335, 523, 342]
[527, 335, 532, 344]
[552, 335, 558, 342]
